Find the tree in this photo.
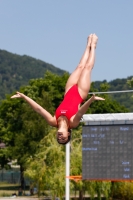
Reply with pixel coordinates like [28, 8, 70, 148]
[127, 77, 133, 88]
[0, 71, 69, 189]
[88, 82, 129, 114]
[25, 128, 66, 199]
[0, 75, 56, 188]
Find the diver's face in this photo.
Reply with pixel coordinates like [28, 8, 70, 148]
[57, 131, 70, 144]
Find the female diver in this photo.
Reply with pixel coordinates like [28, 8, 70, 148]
[11, 34, 104, 144]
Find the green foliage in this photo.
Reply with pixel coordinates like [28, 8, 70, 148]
[28, 71, 69, 108]
[87, 82, 129, 114]
[25, 128, 65, 199]
[94, 181, 111, 200]
[111, 181, 133, 200]
[127, 77, 133, 100]
[94, 76, 133, 112]
[0, 73, 59, 188]
[127, 77, 133, 88]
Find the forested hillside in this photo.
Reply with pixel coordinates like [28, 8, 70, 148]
[0, 50, 66, 99]
[0, 49, 133, 111]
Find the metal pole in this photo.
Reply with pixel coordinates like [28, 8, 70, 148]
[65, 142, 70, 200]
[89, 89, 133, 94]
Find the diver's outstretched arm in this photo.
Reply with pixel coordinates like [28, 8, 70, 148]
[11, 92, 57, 127]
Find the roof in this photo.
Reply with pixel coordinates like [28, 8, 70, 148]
[82, 113, 133, 125]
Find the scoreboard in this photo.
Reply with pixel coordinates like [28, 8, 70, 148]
[82, 124, 133, 180]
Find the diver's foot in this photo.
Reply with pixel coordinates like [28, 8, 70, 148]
[91, 34, 98, 48]
[87, 34, 93, 47]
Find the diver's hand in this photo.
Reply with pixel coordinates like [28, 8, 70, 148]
[11, 92, 25, 99]
[92, 94, 105, 101]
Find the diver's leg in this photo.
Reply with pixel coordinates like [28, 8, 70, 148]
[78, 34, 98, 99]
[65, 34, 92, 94]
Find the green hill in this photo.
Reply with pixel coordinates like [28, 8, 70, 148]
[0, 49, 66, 99]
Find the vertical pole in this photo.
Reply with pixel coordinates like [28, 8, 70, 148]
[65, 142, 70, 200]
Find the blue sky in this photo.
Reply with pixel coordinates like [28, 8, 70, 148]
[0, 0, 133, 82]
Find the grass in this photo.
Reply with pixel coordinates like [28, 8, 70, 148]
[0, 183, 113, 199]
[0, 190, 15, 197]
[0, 182, 30, 197]
[0, 181, 18, 186]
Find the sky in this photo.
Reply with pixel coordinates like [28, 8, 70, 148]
[0, 0, 133, 82]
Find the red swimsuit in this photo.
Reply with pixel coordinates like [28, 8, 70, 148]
[55, 85, 84, 120]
